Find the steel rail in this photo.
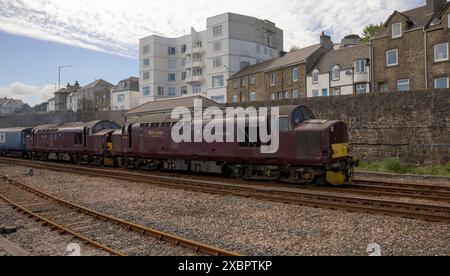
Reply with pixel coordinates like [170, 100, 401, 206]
[1, 157, 450, 223]
[0, 174, 240, 256]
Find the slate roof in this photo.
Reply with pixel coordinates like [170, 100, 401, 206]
[314, 44, 370, 73]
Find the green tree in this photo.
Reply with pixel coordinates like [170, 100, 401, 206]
[362, 23, 382, 43]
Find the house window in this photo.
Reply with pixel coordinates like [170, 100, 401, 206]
[322, 88, 328, 97]
[312, 69, 319, 83]
[168, 87, 176, 97]
[142, 86, 151, 96]
[212, 75, 224, 88]
[264, 47, 268, 55]
[168, 47, 176, 55]
[192, 84, 202, 94]
[143, 45, 150, 54]
[434, 76, 449, 89]
[434, 43, 449, 62]
[333, 87, 341, 96]
[292, 89, 299, 99]
[241, 78, 247, 87]
[355, 59, 366, 73]
[158, 87, 164, 96]
[181, 45, 187, 53]
[292, 67, 298, 82]
[386, 49, 398, 66]
[283, 91, 290, 99]
[181, 72, 187, 81]
[331, 65, 340, 81]
[143, 59, 150, 67]
[213, 58, 222, 68]
[181, 58, 186, 67]
[213, 25, 223, 37]
[356, 84, 366, 94]
[168, 60, 177, 69]
[232, 95, 238, 103]
[392, 22, 402, 38]
[250, 76, 256, 85]
[168, 73, 176, 81]
[143, 72, 150, 80]
[181, 86, 188, 95]
[278, 92, 283, 100]
[232, 80, 238, 89]
[256, 45, 261, 54]
[270, 93, 276, 100]
[312, 90, 319, 97]
[193, 68, 202, 77]
[249, 92, 257, 102]
[270, 73, 276, 86]
[397, 79, 410, 91]
[117, 94, 125, 103]
[192, 41, 202, 49]
[379, 82, 388, 93]
[213, 41, 222, 52]
[211, 96, 225, 103]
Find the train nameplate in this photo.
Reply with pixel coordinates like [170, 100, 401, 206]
[148, 130, 164, 137]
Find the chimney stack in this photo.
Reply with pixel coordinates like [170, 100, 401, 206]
[427, 0, 446, 14]
[320, 31, 333, 50]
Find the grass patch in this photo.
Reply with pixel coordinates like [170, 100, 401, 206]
[357, 159, 450, 177]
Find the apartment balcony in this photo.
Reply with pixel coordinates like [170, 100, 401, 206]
[192, 60, 204, 68]
[354, 72, 369, 83]
[186, 47, 204, 55]
[185, 75, 203, 83]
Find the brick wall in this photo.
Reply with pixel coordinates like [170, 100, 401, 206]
[228, 90, 450, 165]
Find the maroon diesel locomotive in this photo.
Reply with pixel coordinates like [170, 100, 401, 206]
[112, 105, 356, 185]
[27, 120, 120, 165]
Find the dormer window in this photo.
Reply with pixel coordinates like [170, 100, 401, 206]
[392, 22, 402, 38]
[312, 69, 319, 83]
[331, 65, 340, 81]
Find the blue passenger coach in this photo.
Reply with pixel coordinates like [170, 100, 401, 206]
[0, 127, 32, 157]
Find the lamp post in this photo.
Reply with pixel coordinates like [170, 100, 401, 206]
[58, 65, 72, 91]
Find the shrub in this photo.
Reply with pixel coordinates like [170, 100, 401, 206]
[384, 158, 406, 174]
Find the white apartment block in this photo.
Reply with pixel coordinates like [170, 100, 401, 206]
[307, 44, 371, 97]
[139, 13, 283, 105]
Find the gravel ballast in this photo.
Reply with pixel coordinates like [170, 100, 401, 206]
[0, 201, 108, 256]
[0, 165, 449, 256]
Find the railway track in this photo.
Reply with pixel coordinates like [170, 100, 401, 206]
[330, 181, 450, 203]
[0, 173, 240, 256]
[0, 157, 450, 223]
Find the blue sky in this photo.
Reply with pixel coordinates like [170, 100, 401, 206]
[0, 32, 138, 105]
[0, 0, 423, 106]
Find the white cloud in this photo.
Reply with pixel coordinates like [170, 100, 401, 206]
[0, 82, 55, 106]
[0, 0, 420, 57]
